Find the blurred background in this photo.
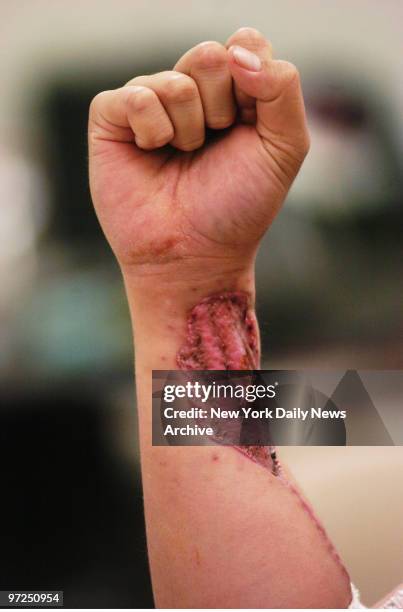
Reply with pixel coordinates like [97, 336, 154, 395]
[0, 0, 402, 608]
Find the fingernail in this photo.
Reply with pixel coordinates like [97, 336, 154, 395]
[231, 45, 261, 72]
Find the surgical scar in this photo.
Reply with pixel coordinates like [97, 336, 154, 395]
[176, 292, 280, 475]
[177, 292, 259, 370]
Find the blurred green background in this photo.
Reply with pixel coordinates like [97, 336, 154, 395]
[0, 0, 402, 608]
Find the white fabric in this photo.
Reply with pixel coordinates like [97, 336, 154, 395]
[382, 588, 403, 608]
[349, 583, 367, 609]
[349, 582, 403, 609]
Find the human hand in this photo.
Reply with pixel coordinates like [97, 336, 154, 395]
[88, 27, 309, 283]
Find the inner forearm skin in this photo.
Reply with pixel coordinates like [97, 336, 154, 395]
[126, 270, 352, 608]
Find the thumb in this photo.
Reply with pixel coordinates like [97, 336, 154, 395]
[228, 46, 310, 162]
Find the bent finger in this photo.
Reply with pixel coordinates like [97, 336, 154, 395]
[88, 85, 174, 152]
[175, 41, 236, 129]
[127, 71, 205, 151]
[228, 50, 310, 160]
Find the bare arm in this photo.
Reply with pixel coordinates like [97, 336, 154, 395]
[126, 272, 351, 608]
[88, 28, 352, 607]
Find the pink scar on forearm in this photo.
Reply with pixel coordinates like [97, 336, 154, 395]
[176, 291, 281, 474]
[176, 292, 259, 370]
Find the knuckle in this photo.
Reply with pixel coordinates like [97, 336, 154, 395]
[279, 61, 300, 86]
[192, 41, 227, 70]
[124, 76, 137, 87]
[163, 74, 198, 103]
[89, 90, 111, 116]
[136, 130, 172, 150]
[126, 87, 154, 113]
[174, 137, 204, 152]
[136, 139, 155, 151]
[207, 113, 235, 129]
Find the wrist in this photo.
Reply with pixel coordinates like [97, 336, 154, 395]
[123, 256, 257, 318]
[122, 258, 258, 370]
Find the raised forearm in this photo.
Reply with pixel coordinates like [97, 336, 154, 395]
[124, 267, 351, 609]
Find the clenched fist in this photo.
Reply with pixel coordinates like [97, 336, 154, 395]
[88, 27, 309, 280]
